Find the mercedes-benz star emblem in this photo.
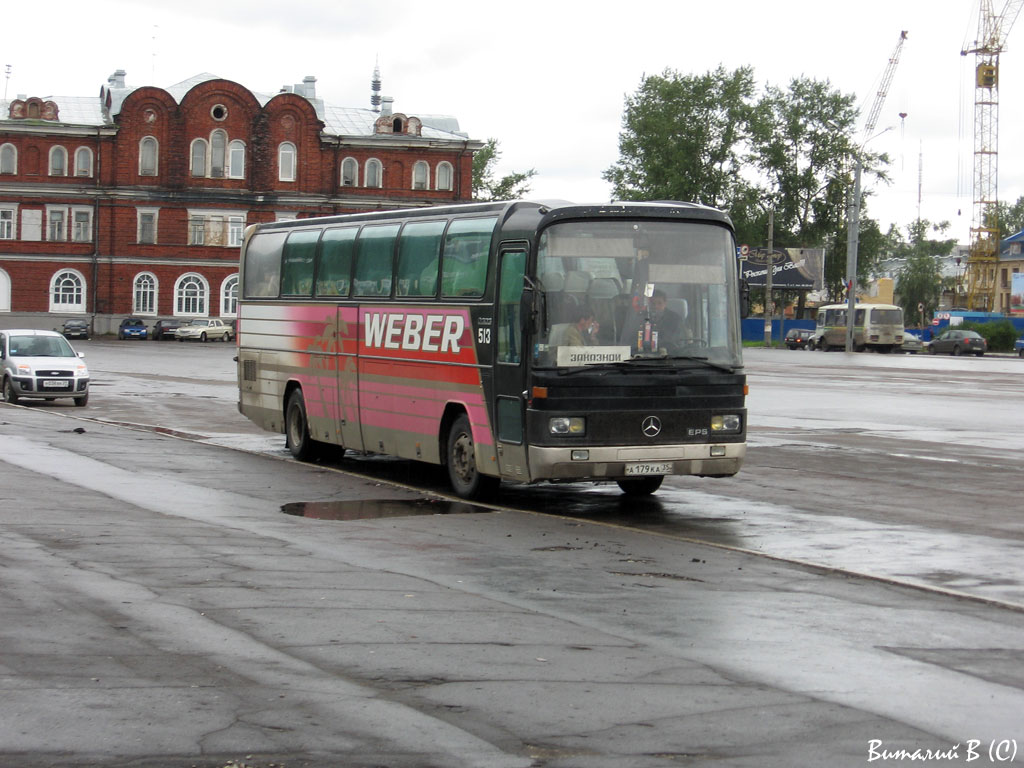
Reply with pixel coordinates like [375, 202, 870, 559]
[642, 416, 662, 437]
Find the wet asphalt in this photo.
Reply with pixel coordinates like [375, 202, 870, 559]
[0, 342, 1022, 766]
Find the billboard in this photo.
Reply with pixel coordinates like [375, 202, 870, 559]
[1012, 272, 1024, 316]
[739, 247, 824, 291]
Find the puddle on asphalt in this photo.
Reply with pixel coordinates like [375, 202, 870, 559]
[281, 497, 490, 520]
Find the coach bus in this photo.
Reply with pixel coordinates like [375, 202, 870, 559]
[236, 200, 747, 499]
[811, 302, 905, 352]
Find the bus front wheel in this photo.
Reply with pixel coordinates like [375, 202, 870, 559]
[285, 389, 320, 461]
[446, 414, 498, 500]
[616, 476, 664, 496]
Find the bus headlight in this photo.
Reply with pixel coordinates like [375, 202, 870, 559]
[710, 414, 741, 433]
[550, 416, 586, 436]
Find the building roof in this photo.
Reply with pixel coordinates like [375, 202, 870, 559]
[2, 71, 473, 144]
[999, 229, 1024, 261]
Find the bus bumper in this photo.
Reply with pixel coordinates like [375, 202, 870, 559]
[526, 442, 745, 482]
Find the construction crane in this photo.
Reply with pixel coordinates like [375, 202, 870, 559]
[844, 30, 907, 352]
[961, 0, 1024, 312]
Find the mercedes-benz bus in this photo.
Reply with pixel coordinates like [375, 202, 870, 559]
[236, 200, 747, 499]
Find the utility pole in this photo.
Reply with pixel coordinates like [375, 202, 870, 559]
[764, 210, 774, 347]
[845, 160, 861, 352]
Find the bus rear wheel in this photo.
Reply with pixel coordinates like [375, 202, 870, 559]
[446, 414, 498, 500]
[285, 389, 320, 461]
[616, 476, 664, 496]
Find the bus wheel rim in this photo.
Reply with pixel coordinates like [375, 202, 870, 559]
[452, 431, 474, 482]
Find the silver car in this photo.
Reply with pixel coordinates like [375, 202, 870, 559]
[898, 334, 924, 354]
[1, 329, 90, 406]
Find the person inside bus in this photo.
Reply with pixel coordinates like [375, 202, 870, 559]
[564, 308, 600, 346]
[623, 289, 684, 352]
[649, 289, 683, 346]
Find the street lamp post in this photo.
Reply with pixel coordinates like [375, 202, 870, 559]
[764, 210, 774, 347]
[845, 156, 862, 353]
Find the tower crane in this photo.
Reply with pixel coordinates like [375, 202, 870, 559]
[844, 30, 907, 352]
[962, 0, 1024, 312]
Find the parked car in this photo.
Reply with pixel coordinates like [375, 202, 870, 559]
[117, 317, 149, 340]
[784, 327, 813, 350]
[898, 334, 924, 354]
[151, 319, 183, 341]
[175, 318, 232, 342]
[1015, 336, 1024, 358]
[927, 328, 987, 356]
[1, 329, 90, 407]
[61, 318, 90, 340]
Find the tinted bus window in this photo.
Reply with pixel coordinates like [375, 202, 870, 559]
[316, 226, 357, 297]
[353, 224, 399, 297]
[871, 307, 902, 324]
[281, 230, 319, 296]
[441, 217, 497, 298]
[396, 220, 445, 297]
[243, 231, 287, 298]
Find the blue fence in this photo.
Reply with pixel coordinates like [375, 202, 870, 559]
[742, 316, 1024, 343]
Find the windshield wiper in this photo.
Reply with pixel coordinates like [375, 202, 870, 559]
[663, 355, 738, 373]
[557, 356, 737, 375]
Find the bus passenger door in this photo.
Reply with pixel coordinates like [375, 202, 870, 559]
[493, 246, 530, 481]
[336, 305, 363, 451]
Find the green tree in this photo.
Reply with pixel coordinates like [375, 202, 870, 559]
[603, 66, 757, 209]
[604, 66, 887, 299]
[992, 195, 1024, 241]
[892, 219, 957, 324]
[472, 138, 537, 201]
[746, 77, 860, 245]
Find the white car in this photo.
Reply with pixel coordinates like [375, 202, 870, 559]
[1, 329, 90, 406]
[174, 318, 233, 342]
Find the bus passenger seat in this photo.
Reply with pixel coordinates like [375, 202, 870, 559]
[587, 278, 620, 342]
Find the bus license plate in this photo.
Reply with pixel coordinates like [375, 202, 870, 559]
[624, 461, 672, 476]
[42, 380, 70, 389]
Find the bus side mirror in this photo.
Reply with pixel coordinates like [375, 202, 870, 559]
[739, 279, 751, 319]
[520, 286, 538, 334]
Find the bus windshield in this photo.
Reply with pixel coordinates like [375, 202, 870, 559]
[535, 220, 741, 369]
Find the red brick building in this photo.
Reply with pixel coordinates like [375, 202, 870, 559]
[0, 70, 482, 332]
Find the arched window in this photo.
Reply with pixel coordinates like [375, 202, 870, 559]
[412, 161, 429, 190]
[341, 157, 358, 187]
[436, 162, 454, 191]
[0, 268, 11, 312]
[210, 130, 227, 178]
[365, 158, 382, 188]
[221, 274, 239, 316]
[228, 140, 245, 179]
[278, 142, 296, 182]
[49, 269, 86, 312]
[133, 273, 157, 315]
[49, 146, 67, 176]
[0, 144, 16, 175]
[74, 147, 93, 177]
[175, 273, 208, 316]
[190, 139, 208, 177]
[139, 137, 158, 176]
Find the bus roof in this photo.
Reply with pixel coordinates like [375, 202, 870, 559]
[248, 199, 734, 237]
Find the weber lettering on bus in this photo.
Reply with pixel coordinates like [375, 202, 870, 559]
[364, 312, 465, 353]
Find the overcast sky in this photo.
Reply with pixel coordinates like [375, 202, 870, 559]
[5, 0, 1022, 246]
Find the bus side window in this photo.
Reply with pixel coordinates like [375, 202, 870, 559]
[243, 232, 287, 298]
[353, 224, 400, 297]
[316, 227, 357, 297]
[441, 217, 497, 298]
[498, 249, 527, 364]
[281, 230, 319, 296]
[396, 220, 445, 297]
